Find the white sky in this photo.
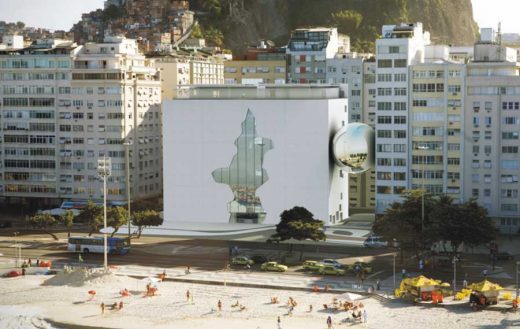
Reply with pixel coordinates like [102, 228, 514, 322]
[0, 0, 518, 34]
[472, 0, 520, 33]
[0, 0, 105, 30]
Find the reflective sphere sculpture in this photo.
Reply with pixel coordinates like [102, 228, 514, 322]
[332, 123, 374, 173]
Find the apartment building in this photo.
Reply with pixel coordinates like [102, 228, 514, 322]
[375, 23, 431, 213]
[287, 28, 345, 84]
[0, 36, 162, 207]
[152, 50, 224, 99]
[224, 60, 286, 85]
[464, 37, 520, 234]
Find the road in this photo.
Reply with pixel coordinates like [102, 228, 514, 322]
[0, 231, 517, 291]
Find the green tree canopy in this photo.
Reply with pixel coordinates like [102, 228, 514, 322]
[26, 213, 58, 240]
[131, 210, 163, 238]
[77, 201, 104, 236]
[59, 210, 75, 238]
[107, 206, 128, 237]
[373, 190, 435, 256]
[330, 10, 363, 32]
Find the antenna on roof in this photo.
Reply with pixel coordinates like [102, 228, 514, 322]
[497, 22, 502, 45]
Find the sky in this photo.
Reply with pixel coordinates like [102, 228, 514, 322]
[0, 0, 519, 34]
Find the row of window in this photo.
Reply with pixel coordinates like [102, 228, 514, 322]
[3, 98, 55, 107]
[377, 102, 407, 111]
[377, 116, 406, 124]
[0, 59, 70, 69]
[377, 59, 407, 68]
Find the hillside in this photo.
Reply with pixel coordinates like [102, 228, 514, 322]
[189, 0, 479, 53]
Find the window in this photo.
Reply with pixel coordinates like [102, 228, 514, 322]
[377, 116, 392, 124]
[393, 144, 406, 153]
[377, 59, 392, 68]
[502, 146, 518, 153]
[394, 73, 406, 82]
[394, 88, 406, 96]
[377, 144, 392, 152]
[377, 130, 392, 138]
[394, 116, 406, 124]
[448, 85, 461, 93]
[394, 102, 407, 111]
[377, 158, 392, 166]
[394, 130, 406, 138]
[377, 73, 392, 82]
[394, 158, 406, 166]
[377, 88, 392, 96]
[377, 102, 392, 111]
[394, 59, 407, 67]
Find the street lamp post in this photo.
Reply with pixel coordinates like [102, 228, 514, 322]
[13, 231, 20, 267]
[123, 141, 132, 245]
[453, 256, 458, 298]
[418, 145, 430, 232]
[516, 262, 520, 299]
[97, 157, 111, 271]
[393, 253, 397, 289]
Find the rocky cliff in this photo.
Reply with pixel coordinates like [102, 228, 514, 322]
[189, 0, 479, 53]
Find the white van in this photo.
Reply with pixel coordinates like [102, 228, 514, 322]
[363, 235, 388, 248]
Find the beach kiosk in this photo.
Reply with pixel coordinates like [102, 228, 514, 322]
[397, 275, 440, 302]
[468, 280, 503, 307]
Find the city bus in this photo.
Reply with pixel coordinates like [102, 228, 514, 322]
[68, 236, 130, 255]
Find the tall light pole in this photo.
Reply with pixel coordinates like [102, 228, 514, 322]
[418, 145, 430, 232]
[98, 157, 111, 271]
[453, 256, 458, 298]
[393, 252, 397, 289]
[123, 140, 132, 245]
[516, 261, 520, 299]
[13, 231, 20, 267]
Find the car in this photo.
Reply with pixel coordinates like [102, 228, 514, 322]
[321, 259, 344, 268]
[350, 261, 373, 274]
[302, 260, 324, 271]
[363, 235, 388, 248]
[318, 265, 346, 276]
[496, 252, 514, 260]
[250, 255, 268, 264]
[231, 256, 254, 266]
[261, 261, 288, 272]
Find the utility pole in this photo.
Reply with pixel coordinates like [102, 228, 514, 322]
[98, 157, 111, 271]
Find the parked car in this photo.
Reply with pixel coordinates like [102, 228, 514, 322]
[231, 256, 254, 266]
[321, 259, 344, 268]
[261, 261, 288, 272]
[302, 260, 324, 271]
[496, 252, 514, 260]
[363, 235, 388, 248]
[319, 265, 346, 276]
[350, 261, 373, 274]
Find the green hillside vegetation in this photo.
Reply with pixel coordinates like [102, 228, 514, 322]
[188, 0, 478, 53]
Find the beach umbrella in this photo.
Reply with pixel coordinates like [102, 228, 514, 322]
[468, 280, 503, 292]
[338, 292, 362, 302]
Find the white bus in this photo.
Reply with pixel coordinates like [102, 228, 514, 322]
[68, 236, 130, 255]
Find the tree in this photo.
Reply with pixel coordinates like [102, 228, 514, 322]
[204, 27, 224, 47]
[26, 213, 58, 240]
[430, 197, 496, 256]
[270, 206, 326, 260]
[107, 206, 128, 237]
[59, 210, 75, 238]
[373, 190, 435, 257]
[330, 10, 363, 33]
[77, 201, 104, 236]
[131, 210, 163, 238]
[191, 24, 203, 39]
[16, 21, 25, 30]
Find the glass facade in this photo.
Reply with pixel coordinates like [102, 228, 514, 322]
[212, 110, 274, 224]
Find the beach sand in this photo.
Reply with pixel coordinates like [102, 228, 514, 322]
[0, 272, 517, 329]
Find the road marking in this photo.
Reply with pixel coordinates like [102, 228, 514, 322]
[366, 270, 385, 280]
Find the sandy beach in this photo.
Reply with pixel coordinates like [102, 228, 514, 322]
[0, 270, 517, 329]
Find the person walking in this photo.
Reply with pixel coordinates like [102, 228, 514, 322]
[21, 267, 26, 277]
[277, 315, 281, 329]
[363, 309, 368, 323]
[462, 278, 468, 289]
[376, 279, 381, 290]
[217, 300, 222, 311]
[101, 302, 105, 315]
[326, 315, 332, 329]
[401, 268, 406, 279]
[186, 290, 190, 302]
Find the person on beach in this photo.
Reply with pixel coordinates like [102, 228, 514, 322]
[28, 259, 32, 267]
[326, 315, 332, 329]
[186, 265, 191, 274]
[119, 301, 123, 310]
[363, 309, 368, 323]
[101, 302, 105, 315]
[21, 267, 26, 277]
[277, 315, 281, 329]
[36, 259, 40, 266]
[309, 304, 313, 312]
[186, 290, 190, 302]
[218, 300, 222, 311]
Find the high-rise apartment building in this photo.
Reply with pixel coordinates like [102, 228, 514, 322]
[0, 36, 162, 207]
[287, 28, 347, 84]
[374, 23, 431, 213]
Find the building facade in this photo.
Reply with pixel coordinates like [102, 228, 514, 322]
[163, 85, 349, 226]
[0, 37, 162, 207]
[224, 59, 286, 85]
